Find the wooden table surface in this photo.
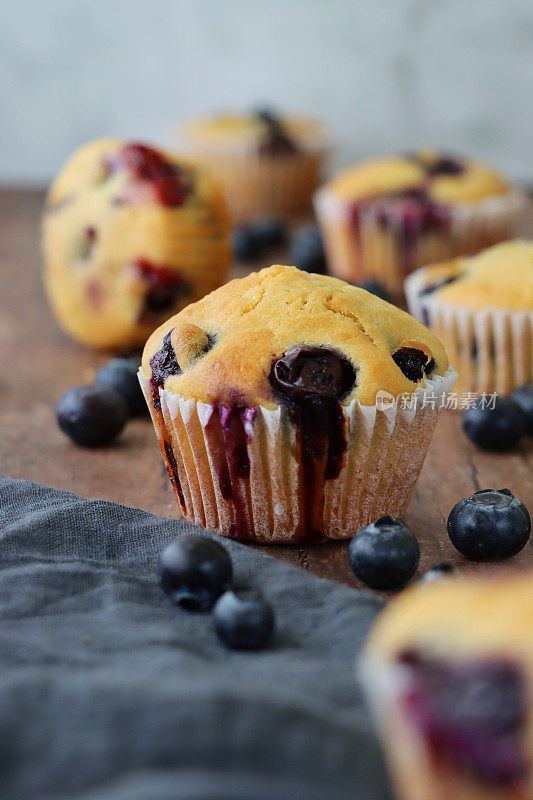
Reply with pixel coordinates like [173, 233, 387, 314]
[1, 189, 532, 589]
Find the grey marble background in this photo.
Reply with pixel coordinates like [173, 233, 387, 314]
[1, 0, 532, 185]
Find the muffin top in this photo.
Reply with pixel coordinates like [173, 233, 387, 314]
[142, 264, 449, 408]
[414, 240, 533, 311]
[365, 569, 533, 663]
[323, 150, 512, 204]
[45, 137, 228, 216]
[182, 110, 325, 151]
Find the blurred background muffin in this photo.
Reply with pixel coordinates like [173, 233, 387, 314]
[405, 240, 533, 396]
[43, 138, 231, 349]
[180, 109, 329, 223]
[314, 151, 525, 296]
[361, 568, 533, 800]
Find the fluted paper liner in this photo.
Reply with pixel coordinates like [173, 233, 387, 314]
[139, 367, 457, 544]
[314, 188, 527, 296]
[406, 268, 533, 396]
[183, 142, 328, 223]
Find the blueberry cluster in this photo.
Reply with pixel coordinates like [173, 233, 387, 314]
[158, 535, 275, 650]
[233, 217, 287, 261]
[56, 357, 147, 447]
[234, 219, 330, 276]
[462, 383, 533, 452]
[347, 486, 530, 591]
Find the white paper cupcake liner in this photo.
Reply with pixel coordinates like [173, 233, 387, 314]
[139, 367, 457, 544]
[314, 188, 527, 296]
[406, 268, 533, 396]
[360, 657, 449, 800]
[182, 142, 328, 223]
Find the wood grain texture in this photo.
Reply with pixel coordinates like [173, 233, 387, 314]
[1, 189, 531, 590]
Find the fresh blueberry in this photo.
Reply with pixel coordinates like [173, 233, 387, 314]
[511, 382, 533, 436]
[421, 562, 458, 582]
[348, 516, 420, 591]
[56, 385, 128, 447]
[251, 217, 286, 249]
[214, 589, 275, 650]
[158, 535, 232, 611]
[95, 357, 146, 417]
[462, 397, 526, 451]
[289, 224, 327, 274]
[233, 226, 261, 261]
[357, 279, 392, 304]
[447, 489, 531, 561]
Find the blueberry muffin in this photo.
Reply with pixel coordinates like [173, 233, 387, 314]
[43, 138, 231, 349]
[361, 569, 533, 800]
[314, 150, 525, 296]
[405, 240, 533, 396]
[180, 110, 328, 223]
[139, 265, 456, 543]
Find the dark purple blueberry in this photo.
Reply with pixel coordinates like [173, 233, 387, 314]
[77, 226, 97, 259]
[149, 331, 181, 389]
[421, 562, 458, 582]
[419, 276, 458, 297]
[447, 488, 530, 561]
[254, 110, 297, 156]
[214, 589, 274, 650]
[233, 226, 262, 261]
[258, 130, 298, 156]
[357, 279, 392, 304]
[251, 217, 286, 248]
[135, 259, 189, 319]
[425, 155, 465, 177]
[95, 357, 146, 417]
[269, 346, 356, 402]
[158, 535, 232, 611]
[289, 224, 327, 274]
[56, 385, 128, 447]
[270, 347, 354, 539]
[511, 382, 533, 436]
[348, 516, 420, 590]
[418, 276, 459, 324]
[253, 108, 281, 127]
[121, 143, 190, 207]
[392, 347, 435, 382]
[398, 652, 527, 785]
[462, 396, 525, 451]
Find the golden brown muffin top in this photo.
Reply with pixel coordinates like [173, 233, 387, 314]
[45, 137, 229, 218]
[364, 569, 533, 663]
[181, 112, 326, 149]
[323, 150, 512, 204]
[142, 265, 449, 408]
[414, 240, 533, 311]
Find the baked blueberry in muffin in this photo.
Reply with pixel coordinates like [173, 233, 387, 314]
[43, 138, 231, 349]
[140, 265, 455, 543]
[315, 150, 525, 295]
[361, 569, 533, 800]
[405, 240, 533, 396]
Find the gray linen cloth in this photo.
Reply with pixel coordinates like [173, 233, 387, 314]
[0, 475, 392, 800]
